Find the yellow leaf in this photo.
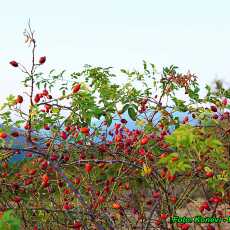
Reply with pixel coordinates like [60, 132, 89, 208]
[30, 111, 37, 117]
[204, 167, 212, 173]
[114, 213, 121, 221]
[142, 164, 152, 176]
[80, 82, 90, 91]
[136, 119, 145, 127]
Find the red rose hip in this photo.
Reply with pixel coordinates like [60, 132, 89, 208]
[73, 84, 81, 93]
[39, 56, 46, 64]
[85, 163, 92, 173]
[10, 60, 18, 67]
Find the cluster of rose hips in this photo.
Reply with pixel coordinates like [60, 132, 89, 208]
[5, 54, 229, 229]
[59, 126, 89, 141]
[108, 120, 182, 185]
[34, 89, 52, 104]
[210, 98, 229, 120]
[111, 121, 171, 165]
[0, 129, 21, 139]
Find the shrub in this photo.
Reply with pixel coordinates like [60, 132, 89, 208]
[0, 23, 229, 230]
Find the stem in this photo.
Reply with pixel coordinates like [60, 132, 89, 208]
[144, 201, 159, 230]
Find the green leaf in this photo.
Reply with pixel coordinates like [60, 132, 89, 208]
[128, 107, 136, 121]
[177, 162, 192, 171]
[165, 125, 195, 149]
[131, 104, 138, 111]
[172, 97, 188, 112]
[105, 115, 113, 127]
[218, 162, 229, 170]
[174, 116, 180, 129]
[0, 210, 21, 230]
[157, 157, 168, 165]
[121, 104, 129, 114]
[52, 108, 60, 114]
[206, 139, 222, 148]
[15, 120, 24, 128]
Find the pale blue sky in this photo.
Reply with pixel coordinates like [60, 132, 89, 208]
[1, 0, 230, 102]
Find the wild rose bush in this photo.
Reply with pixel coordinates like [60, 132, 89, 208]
[0, 25, 229, 230]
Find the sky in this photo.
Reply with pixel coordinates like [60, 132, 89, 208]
[0, 0, 230, 103]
